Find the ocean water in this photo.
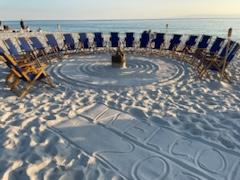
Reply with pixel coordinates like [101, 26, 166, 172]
[2, 19, 240, 41]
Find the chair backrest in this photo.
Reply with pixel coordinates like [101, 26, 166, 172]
[152, 33, 165, 49]
[140, 31, 150, 48]
[218, 41, 235, 58]
[63, 34, 75, 50]
[185, 35, 198, 48]
[197, 35, 211, 49]
[79, 33, 89, 49]
[125, 32, 134, 48]
[209, 37, 225, 55]
[110, 32, 120, 48]
[18, 37, 32, 53]
[226, 43, 240, 63]
[4, 39, 20, 57]
[94, 32, 104, 47]
[29, 37, 45, 50]
[46, 34, 59, 48]
[168, 34, 182, 50]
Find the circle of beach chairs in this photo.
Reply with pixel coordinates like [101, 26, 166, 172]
[0, 31, 239, 97]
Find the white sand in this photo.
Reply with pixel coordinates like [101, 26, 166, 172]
[0, 33, 240, 180]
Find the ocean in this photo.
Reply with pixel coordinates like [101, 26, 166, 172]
[2, 19, 240, 41]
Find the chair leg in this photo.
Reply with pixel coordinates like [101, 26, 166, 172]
[10, 78, 20, 91]
[19, 81, 35, 98]
[45, 75, 56, 88]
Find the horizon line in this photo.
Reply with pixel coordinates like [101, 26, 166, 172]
[2, 17, 240, 22]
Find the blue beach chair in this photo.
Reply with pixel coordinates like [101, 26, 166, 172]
[94, 32, 104, 47]
[197, 35, 212, 50]
[166, 34, 182, 51]
[0, 52, 55, 98]
[139, 31, 150, 48]
[110, 32, 120, 48]
[177, 35, 198, 60]
[93, 32, 105, 53]
[124, 32, 135, 53]
[29, 37, 48, 59]
[63, 33, 76, 53]
[45, 34, 62, 56]
[4, 38, 32, 63]
[196, 37, 225, 68]
[151, 33, 165, 49]
[199, 42, 239, 81]
[208, 37, 225, 56]
[150, 33, 165, 54]
[17, 37, 36, 59]
[138, 31, 150, 54]
[77, 33, 90, 54]
[182, 35, 198, 52]
[188, 35, 212, 65]
[165, 34, 182, 57]
[79, 33, 90, 49]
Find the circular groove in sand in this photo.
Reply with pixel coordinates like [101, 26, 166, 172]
[48, 55, 185, 89]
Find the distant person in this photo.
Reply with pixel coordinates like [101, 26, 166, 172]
[20, 19, 25, 30]
[0, 21, 3, 31]
[37, 27, 42, 32]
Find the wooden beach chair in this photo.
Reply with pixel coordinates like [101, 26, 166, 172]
[3, 38, 31, 62]
[45, 34, 62, 57]
[177, 35, 198, 60]
[198, 41, 239, 81]
[93, 32, 106, 53]
[150, 33, 165, 55]
[187, 35, 212, 65]
[78, 33, 90, 49]
[124, 32, 135, 53]
[17, 37, 37, 59]
[196, 37, 225, 70]
[138, 31, 150, 54]
[0, 52, 55, 98]
[29, 37, 49, 61]
[165, 34, 182, 57]
[109, 32, 120, 49]
[63, 33, 76, 54]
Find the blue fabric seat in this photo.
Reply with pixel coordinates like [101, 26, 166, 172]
[79, 33, 89, 49]
[63, 34, 76, 51]
[110, 32, 120, 48]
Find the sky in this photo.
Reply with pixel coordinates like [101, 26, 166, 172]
[0, 0, 240, 20]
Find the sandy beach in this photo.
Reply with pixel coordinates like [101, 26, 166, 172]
[0, 32, 240, 180]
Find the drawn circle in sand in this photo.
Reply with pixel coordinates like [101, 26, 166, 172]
[49, 55, 184, 89]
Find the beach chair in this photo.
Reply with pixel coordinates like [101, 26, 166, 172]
[110, 32, 120, 49]
[165, 34, 182, 57]
[0, 52, 55, 98]
[45, 34, 62, 56]
[198, 41, 237, 79]
[176, 35, 198, 60]
[17, 37, 36, 59]
[187, 35, 212, 65]
[93, 32, 105, 53]
[78, 33, 91, 54]
[198, 42, 239, 81]
[150, 33, 165, 54]
[124, 32, 135, 53]
[138, 31, 150, 54]
[3, 38, 31, 62]
[63, 33, 76, 53]
[196, 37, 225, 67]
[29, 37, 48, 60]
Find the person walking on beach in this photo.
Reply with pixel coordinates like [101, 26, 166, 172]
[20, 19, 25, 30]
